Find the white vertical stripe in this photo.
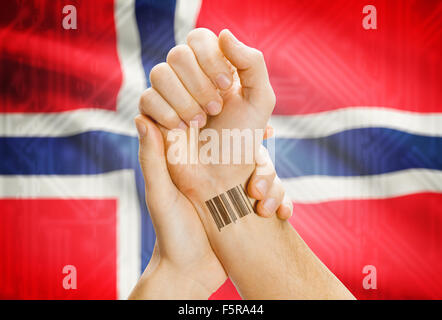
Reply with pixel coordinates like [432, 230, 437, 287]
[174, 0, 202, 45]
[114, 170, 141, 300]
[115, 0, 148, 123]
[0, 170, 141, 299]
[114, 0, 145, 299]
[0, 0, 145, 300]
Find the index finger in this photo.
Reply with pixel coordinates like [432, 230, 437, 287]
[186, 28, 233, 90]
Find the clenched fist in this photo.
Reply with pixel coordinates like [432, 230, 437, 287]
[140, 28, 275, 129]
[137, 28, 277, 214]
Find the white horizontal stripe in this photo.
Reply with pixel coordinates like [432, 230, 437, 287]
[282, 169, 442, 203]
[0, 170, 137, 197]
[114, 0, 146, 299]
[114, 0, 144, 299]
[0, 170, 141, 299]
[2, 107, 440, 138]
[270, 107, 442, 138]
[0, 109, 136, 137]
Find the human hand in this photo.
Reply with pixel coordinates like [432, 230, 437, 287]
[134, 29, 354, 300]
[138, 28, 275, 206]
[129, 117, 292, 299]
[129, 117, 225, 299]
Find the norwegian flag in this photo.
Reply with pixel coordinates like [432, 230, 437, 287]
[1, 0, 441, 300]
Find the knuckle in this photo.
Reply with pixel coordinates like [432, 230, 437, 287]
[138, 89, 154, 112]
[166, 44, 193, 64]
[267, 169, 277, 182]
[201, 54, 228, 78]
[194, 80, 218, 99]
[182, 109, 198, 122]
[203, 54, 220, 70]
[163, 112, 180, 127]
[191, 80, 206, 94]
[186, 28, 216, 45]
[255, 158, 276, 178]
[149, 62, 169, 84]
[252, 49, 264, 61]
[183, 106, 206, 123]
[255, 164, 276, 180]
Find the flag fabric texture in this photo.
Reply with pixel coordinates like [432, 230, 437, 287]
[0, 0, 441, 299]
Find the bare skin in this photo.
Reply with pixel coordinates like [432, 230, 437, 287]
[132, 28, 355, 300]
[129, 119, 291, 299]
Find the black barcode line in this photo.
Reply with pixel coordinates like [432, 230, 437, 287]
[212, 196, 231, 225]
[228, 186, 251, 218]
[206, 199, 223, 231]
[206, 184, 254, 231]
[239, 185, 254, 214]
[227, 188, 244, 218]
[211, 198, 226, 229]
[234, 185, 249, 217]
[220, 193, 237, 223]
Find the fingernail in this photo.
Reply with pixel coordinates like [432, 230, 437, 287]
[283, 203, 293, 218]
[206, 101, 222, 115]
[191, 113, 206, 128]
[263, 198, 277, 214]
[135, 120, 147, 138]
[255, 179, 268, 197]
[287, 204, 293, 217]
[178, 121, 187, 130]
[215, 73, 231, 90]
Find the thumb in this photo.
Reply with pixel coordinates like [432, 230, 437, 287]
[218, 29, 274, 107]
[134, 115, 179, 223]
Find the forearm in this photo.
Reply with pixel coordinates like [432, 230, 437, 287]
[193, 186, 355, 300]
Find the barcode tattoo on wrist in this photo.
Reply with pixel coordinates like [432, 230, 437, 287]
[205, 185, 254, 231]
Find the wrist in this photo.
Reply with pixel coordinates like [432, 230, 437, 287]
[183, 163, 256, 205]
[130, 259, 215, 300]
[159, 260, 216, 299]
